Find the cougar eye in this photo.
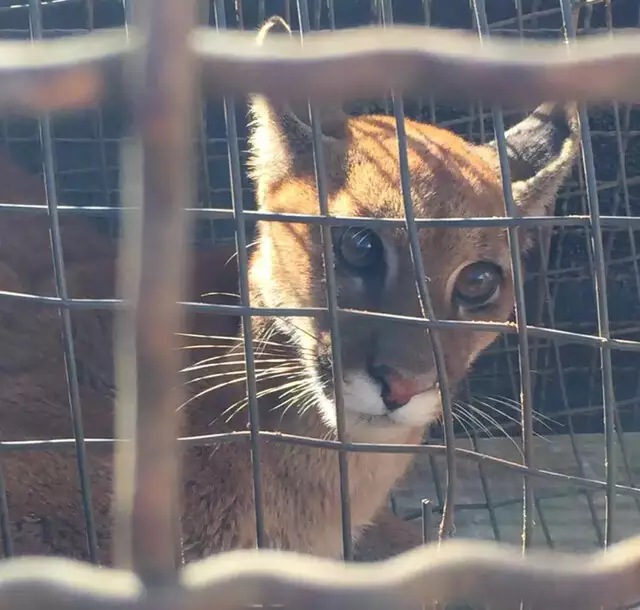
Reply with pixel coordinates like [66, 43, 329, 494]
[453, 261, 503, 311]
[336, 227, 384, 271]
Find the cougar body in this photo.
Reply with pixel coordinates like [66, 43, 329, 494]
[0, 19, 579, 564]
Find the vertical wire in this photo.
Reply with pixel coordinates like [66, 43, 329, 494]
[381, 0, 457, 541]
[471, 0, 536, 551]
[539, 244, 605, 545]
[213, 0, 266, 548]
[114, 0, 196, 580]
[421, 499, 432, 543]
[534, 0, 619, 547]
[0, 469, 12, 557]
[515, 0, 546, 427]
[460, 381, 501, 541]
[296, 0, 353, 559]
[236, 0, 245, 29]
[198, 106, 216, 244]
[472, 76, 505, 543]
[115, 0, 135, 571]
[197, 0, 216, 246]
[85, 0, 114, 234]
[601, 0, 640, 517]
[469, 1, 515, 542]
[28, 0, 98, 564]
[373, 1, 390, 115]
[326, 0, 335, 29]
[559, 0, 618, 547]
[123, 0, 135, 33]
[490, 0, 554, 548]
[420, 0, 446, 514]
[534, 496, 553, 548]
[314, 0, 322, 28]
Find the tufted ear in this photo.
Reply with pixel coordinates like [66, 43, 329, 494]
[476, 103, 580, 218]
[247, 16, 349, 205]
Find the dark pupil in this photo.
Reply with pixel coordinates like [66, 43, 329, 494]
[338, 228, 382, 269]
[457, 263, 500, 303]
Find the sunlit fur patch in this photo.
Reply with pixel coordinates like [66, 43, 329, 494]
[313, 370, 442, 437]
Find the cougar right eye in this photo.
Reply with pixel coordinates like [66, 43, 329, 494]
[453, 260, 503, 312]
[335, 227, 384, 272]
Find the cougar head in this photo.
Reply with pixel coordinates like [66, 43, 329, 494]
[247, 17, 580, 436]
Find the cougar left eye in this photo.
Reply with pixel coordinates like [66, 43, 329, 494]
[335, 227, 384, 272]
[453, 261, 503, 311]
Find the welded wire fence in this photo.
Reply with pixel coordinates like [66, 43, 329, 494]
[0, 0, 639, 608]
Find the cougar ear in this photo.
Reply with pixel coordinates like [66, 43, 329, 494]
[476, 103, 580, 218]
[248, 16, 349, 203]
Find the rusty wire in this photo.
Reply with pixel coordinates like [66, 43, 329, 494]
[0, 0, 639, 609]
[0, 533, 638, 610]
[112, 0, 197, 581]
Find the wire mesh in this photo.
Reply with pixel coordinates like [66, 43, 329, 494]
[0, 0, 638, 608]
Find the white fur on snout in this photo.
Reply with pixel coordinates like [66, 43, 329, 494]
[317, 371, 441, 430]
[343, 372, 388, 416]
[387, 389, 441, 427]
[315, 371, 385, 430]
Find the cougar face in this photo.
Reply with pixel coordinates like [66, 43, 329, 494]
[248, 19, 579, 439]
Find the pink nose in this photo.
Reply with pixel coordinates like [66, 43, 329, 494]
[368, 365, 431, 410]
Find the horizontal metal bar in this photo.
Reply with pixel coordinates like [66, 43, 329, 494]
[0, 24, 639, 114]
[0, 528, 640, 610]
[1, 289, 638, 352]
[3, 203, 640, 230]
[194, 25, 640, 105]
[0, 29, 136, 112]
[1, 430, 640, 500]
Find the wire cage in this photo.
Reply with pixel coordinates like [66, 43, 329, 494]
[0, 0, 640, 608]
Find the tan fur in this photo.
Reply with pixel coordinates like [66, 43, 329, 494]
[0, 20, 580, 565]
[0, 147, 418, 562]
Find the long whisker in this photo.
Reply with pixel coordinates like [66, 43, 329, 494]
[178, 334, 318, 361]
[218, 238, 261, 269]
[296, 389, 324, 421]
[456, 403, 496, 441]
[471, 398, 526, 430]
[481, 393, 557, 426]
[282, 319, 320, 345]
[223, 377, 309, 422]
[224, 373, 318, 425]
[200, 291, 241, 299]
[278, 385, 319, 420]
[452, 406, 474, 446]
[280, 370, 330, 423]
[182, 356, 293, 374]
[255, 319, 283, 358]
[482, 394, 559, 430]
[184, 363, 302, 387]
[179, 312, 323, 353]
[180, 343, 305, 363]
[461, 401, 525, 460]
[178, 366, 304, 412]
[473, 398, 554, 440]
[177, 333, 294, 350]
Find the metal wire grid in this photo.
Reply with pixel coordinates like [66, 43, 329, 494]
[0, 0, 638, 607]
[1, 0, 638, 439]
[222, 0, 628, 548]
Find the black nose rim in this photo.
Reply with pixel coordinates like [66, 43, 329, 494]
[367, 363, 407, 412]
[381, 395, 404, 412]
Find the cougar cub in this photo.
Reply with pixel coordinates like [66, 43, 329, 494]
[180, 20, 579, 559]
[0, 18, 579, 563]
